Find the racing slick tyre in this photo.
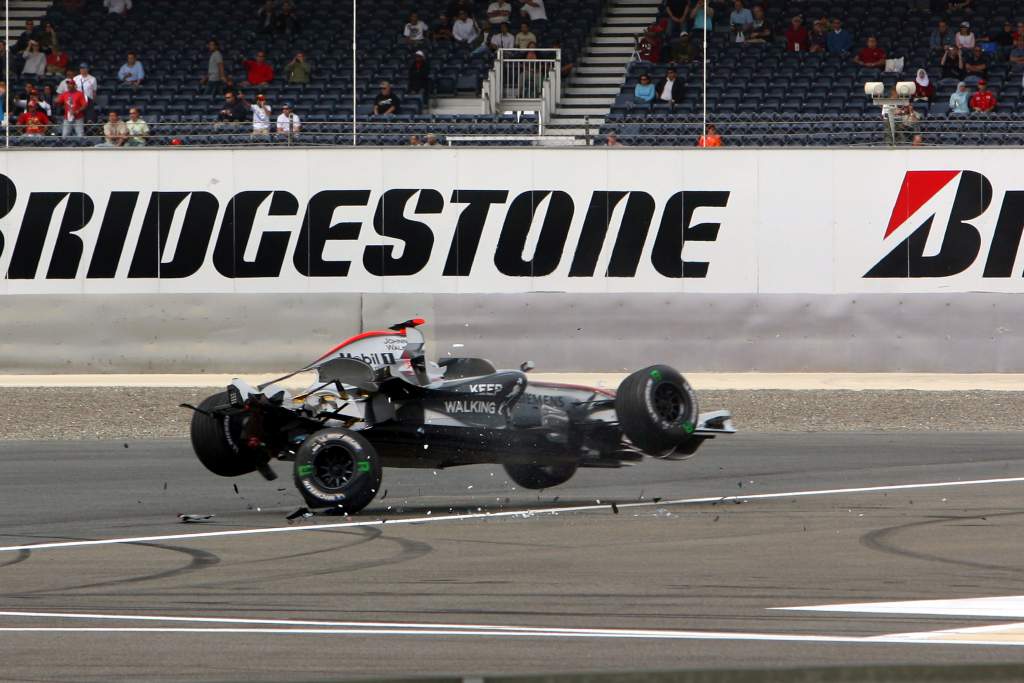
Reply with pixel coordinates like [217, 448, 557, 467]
[504, 462, 578, 490]
[615, 365, 699, 454]
[293, 428, 382, 513]
[190, 392, 261, 477]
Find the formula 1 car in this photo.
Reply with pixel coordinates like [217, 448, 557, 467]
[184, 319, 734, 514]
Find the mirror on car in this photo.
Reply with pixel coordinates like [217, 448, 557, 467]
[317, 357, 379, 392]
[520, 361, 536, 373]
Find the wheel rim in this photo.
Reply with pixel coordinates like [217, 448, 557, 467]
[652, 383, 684, 422]
[312, 445, 356, 490]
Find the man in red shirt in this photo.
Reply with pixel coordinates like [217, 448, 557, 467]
[56, 78, 86, 137]
[241, 51, 274, 86]
[785, 15, 809, 52]
[16, 99, 49, 135]
[853, 36, 886, 69]
[970, 80, 997, 112]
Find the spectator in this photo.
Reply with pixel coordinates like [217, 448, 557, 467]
[21, 41, 46, 78]
[408, 50, 430, 94]
[409, 134, 423, 146]
[217, 91, 249, 122]
[962, 45, 989, 80]
[99, 111, 129, 147]
[656, 68, 684, 108]
[853, 37, 886, 69]
[241, 51, 274, 86]
[404, 12, 430, 46]
[103, 0, 132, 15]
[667, 32, 697, 63]
[452, 11, 481, 46]
[1010, 37, 1024, 71]
[1014, 21, 1024, 43]
[125, 107, 149, 146]
[689, 2, 713, 32]
[276, 102, 300, 139]
[14, 20, 38, 52]
[949, 81, 970, 113]
[520, 0, 547, 28]
[117, 52, 145, 88]
[276, 1, 300, 35]
[373, 81, 400, 116]
[994, 21, 1015, 52]
[664, 0, 691, 40]
[285, 52, 312, 84]
[946, 0, 973, 12]
[730, 0, 753, 39]
[425, 132, 441, 145]
[785, 15, 809, 52]
[486, 22, 514, 53]
[941, 45, 963, 78]
[55, 67, 76, 94]
[39, 85, 55, 115]
[827, 18, 853, 54]
[56, 79, 86, 137]
[257, 0, 276, 33]
[433, 14, 454, 41]
[606, 132, 623, 146]
[486, 0, 512, 28]
[0, 81, 5, 127]
[914, 69, 935, 100]
[38, 21, 59, 53]
[955, 22, 975, 50]
[250, 93, 272, 136]
[46, 46, 69, 76]
[516, 22, 537, 49]
[970, 80, 996, 112]
[202, 40, 225, 91]
[632, 73, 655, 110]
[73, 63, 98, 123]
[888, 104, 920, 145]
[635, 22, 665, 63]
[912, 134, 924, 147]
[13, 84, 51, 117]
[551, 40, 575, 77]
[930, 20, 953, 53]
[697, 124, 723, 147]
[447, 0, 473, 19]
[16, 100, 49, 136]
[807, 17, 827, 52]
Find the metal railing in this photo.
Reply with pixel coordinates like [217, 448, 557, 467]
[485, 48, 561, 118]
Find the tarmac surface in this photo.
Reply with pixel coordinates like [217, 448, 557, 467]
[2, 433, 1024, 681]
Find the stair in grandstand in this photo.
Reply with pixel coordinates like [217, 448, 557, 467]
[1, 0, 53, 40]
[550, 0, 659, 137]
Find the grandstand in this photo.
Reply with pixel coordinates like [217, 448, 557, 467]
[4, 0, 1024, 146]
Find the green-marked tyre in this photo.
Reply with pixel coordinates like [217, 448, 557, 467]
[293, 428, 382, 513]
[615, 364, 699, 454]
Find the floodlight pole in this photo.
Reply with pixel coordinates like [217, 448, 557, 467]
[352, 0, 357, 147]
[701, 0, 707, 140]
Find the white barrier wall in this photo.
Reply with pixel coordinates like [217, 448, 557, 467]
[0, 148, 1021, 371]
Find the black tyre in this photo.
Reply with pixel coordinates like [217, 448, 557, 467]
[293, 428, 382, 513]
[504, 462, 578, 490]
[190, 392, 260, 477]
[615, 365, 699, 454]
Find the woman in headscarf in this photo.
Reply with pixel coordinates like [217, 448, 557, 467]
[914, 68, 935, 100]
[949, 81, 971, 114]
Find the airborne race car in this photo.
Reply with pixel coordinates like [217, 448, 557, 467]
[186, 320, 735, 514]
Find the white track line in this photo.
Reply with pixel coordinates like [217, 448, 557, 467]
[2, 476, 1023, 555]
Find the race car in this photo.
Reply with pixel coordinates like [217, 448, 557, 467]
[184, 319, 734, 514]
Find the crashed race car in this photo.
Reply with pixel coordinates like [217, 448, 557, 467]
[185, 319, 734, 514]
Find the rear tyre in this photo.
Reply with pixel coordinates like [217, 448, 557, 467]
[190, 392, 260, 477]
[293, 428, 382, 513]
[615, 365, 699, 454]
[504, 462, 578, 490]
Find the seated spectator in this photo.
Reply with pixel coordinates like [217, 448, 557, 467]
[730, 0, 753, 39]
[21, 41, 46, 78]
[656, 68, 684, 108]
[912, 134, 925, 147]
[409, 134, 423, 146]
[241, 51, 274, 87]
[808, 18, 826, 52]
[1014, 21, 1024, 43]
[46, 46, 69, 76]
[424, 132, 441, 146]
[447, 0, 473, 19]
[276, 103, 300, 139]
[516, 22, 537, 49]
[994, 21, 1015, 52]
[520, 0, 547, 28]
[452, 11, 481, 46]
[408, 51, 430, 94]
[55, 67, 76, 94]
[486, 1, 512, 29]
[697, 124, 723, 147]
[1010, 37, 1024, 71]
[486, 22, 514, 53]
[552, 39, 575, 77]
[56, 79, 86, 137]
[13, 84, 51, 117]
[949, 81, 970, 113]
[689, 2, 713, 32]
[853, 37, 886, 69]
[955, 22, 975, 50]
[14, 19, 38, 52]
[930, 20, 953, 53]
[785, 16, 809, 52]
[970, 80, 996, 112]
[39, 85, 55, 115]
[99, 111, 129, 147]
[632, 73, 656, 110]
[745, 6, 772, 45]
[606, 132, 623, 146]
[38, 21, 58, 53]
[250, 93, 272, 136]
[285, 52, 312, 84]
[941, 45, 963, 78]
[218, 91, 249, 122]
[16, 99, 49, 136]
[404, 12, 429, 46]
[667, 32, 697, 63]
[962, 45, 988, 80]
[373, 81, 400, 116]
[433, 14, 454, 41]
[103, 0, 131, 15]
[117, 52, 145, 87]
[914, 69, 935, 100]
[125, 107, 149, 146]
[947, 0, 973, 15]
[0, 81, 6, 126]
[827, 18, 853, 54]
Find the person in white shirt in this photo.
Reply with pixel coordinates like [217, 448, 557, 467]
[403, 12, 429, 45]
[73, 63, 98, 122]
[276, 102, 301, 139]
[473, 21, 514, 56]
[955, 22, 976, 50]
[251, 93, 271, 136]
[520, 0, 547, 23]
[486, 1, 512, 27]
[103, 0, 132, 15]
[452, 10, 480, 45]
[21, 41, 46, 77]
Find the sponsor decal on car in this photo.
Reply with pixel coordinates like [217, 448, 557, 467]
[444, 399, 498, 415]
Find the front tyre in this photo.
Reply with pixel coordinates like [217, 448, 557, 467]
[504, 462, 577, 490]
[190, 392, 261, 477]
[293, 428, 382, 513]
[615, 365, 699, 454]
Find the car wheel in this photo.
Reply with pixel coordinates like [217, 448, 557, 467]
[190, 392, 261, 477]
[293, 428, 382, 513]
[615, 365, 699, 454]
[503, 462, 578, 490]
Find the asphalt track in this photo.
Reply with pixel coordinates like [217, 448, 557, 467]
[2, 433, 1024, 682]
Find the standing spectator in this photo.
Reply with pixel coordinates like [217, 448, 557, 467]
[404, 12, 430, 46]
[452, 11, 481, 46]
[656, 68, 684, 108]
[486, 0, 512, 29]
[103, 0, 132, 15]
[241, 51, 274, 86]
[373, 81, 400, 116]
[276, 102, 300, 139]
[853, 37, 886, 69]
[730, 1, 753, 39]
[930, 20, 953, 53]
[285, 52, 312, 84]
[99, 111, 128, 147]
[689, 2, 713, 32]
[949, 81, 970, 113]
[73, 63, 98, 123]
[520, 0, 547, 28]
[218, 90, 248, 122]
[117, 52, 145, 88]
[408, 51, 430, 95]
[250, 93, 272, 136]
[827, 18, 853, 54]
[697, 123, 723, 147]
[125, 107, 149, 145]
[664, 0, 691, 40]
[276, 1, 300, 35]
[55, 67, 76, 94]
[1010, 37, 1024, 71]
[785, 15, 809, 52]
[955, 22, 975, 50]
[970, 80, 996, 112]
[56, 79, 86, 137]
[962, 45, 989, 80]
[433, 14, 454, 41]
[257, 0, 276, 33]
[40, 85, 56, 115]
[515, 22, 537, 49]
[21, 41, 46, 78]
[632, 73, 655, 110]
[808, 17, 827, 52]
[14, 20, 39, 51]
[914, 69, 935, 100]
[46, 46, 69, 76]
[16, 100, 49, 136]
[203, 41, 225, 91]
